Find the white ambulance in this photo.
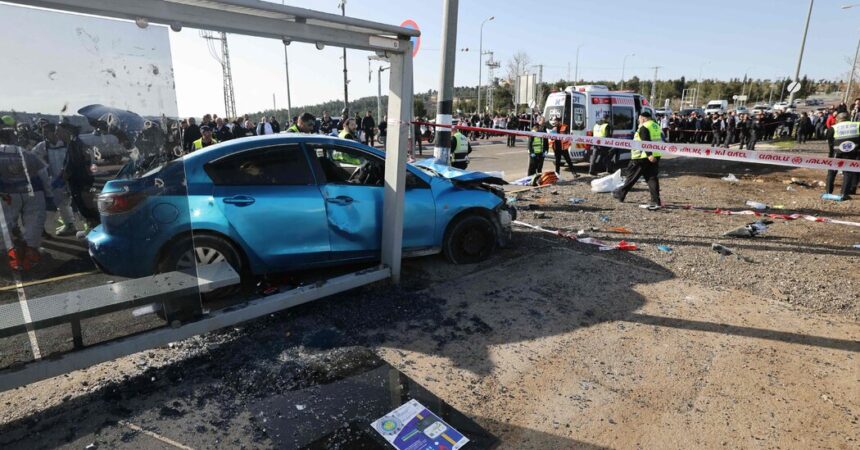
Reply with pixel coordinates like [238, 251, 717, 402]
[542, 85, 653, 167]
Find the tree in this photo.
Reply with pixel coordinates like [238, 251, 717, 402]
[413, 97, 427, 118]
[506, 51, 531, 83]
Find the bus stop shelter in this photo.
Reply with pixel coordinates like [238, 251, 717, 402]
[0, 0, 417, 391]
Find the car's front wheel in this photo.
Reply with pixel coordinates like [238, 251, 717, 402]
[443, 213, 497, 265]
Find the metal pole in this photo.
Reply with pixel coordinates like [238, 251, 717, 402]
[283, 42, 292, 123]
[620, 53, 633, 90]
[434, 0, 459, 165]
[574, 44, 583, 83]
[377, 66, 389, 124]
[844, 37, 860, 103]
[788, 0, 814, 106]
[780, 77, 788, 102]
[477, 16, 493, 115]
[340, 0, 349, 113]
[649, 66, 660, 107]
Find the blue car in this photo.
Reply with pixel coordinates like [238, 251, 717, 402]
[87, 135, 514, 281]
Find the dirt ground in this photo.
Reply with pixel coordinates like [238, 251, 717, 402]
[0, 146, 858, 449]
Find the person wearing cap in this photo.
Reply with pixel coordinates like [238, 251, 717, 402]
[32, 122, 80, 236]
[548, 116, 574, 176]
[527, 118, 549, 176]
[613, 110, 663, 209]
[825, 112, 859, 199]
[450, 127, 472, 169]
[590, 114, 613, 175]
[192, 125, 218, 151]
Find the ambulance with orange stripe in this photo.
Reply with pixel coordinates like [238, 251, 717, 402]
[543, 85, 653, 169]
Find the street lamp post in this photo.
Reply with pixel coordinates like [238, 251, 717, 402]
[339, 0, 349, 113]
[377, 65, 389, 124]
[574, 44, 584, 83]
[841, 5, 860, 102]
[620, 53, 634, 90]
[788, 0, 814, 106]
[477, 16, 494, 115]
[694, 61, 710, 108]
[282, 39, 292, 123]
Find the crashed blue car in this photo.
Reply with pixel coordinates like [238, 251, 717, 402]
[87, 135, 514, 280]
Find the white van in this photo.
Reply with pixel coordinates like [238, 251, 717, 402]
[704, 100, 728, 115]
[543, 85, 653, 166]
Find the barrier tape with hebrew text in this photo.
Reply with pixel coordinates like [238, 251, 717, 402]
[416, 122, 860, 173]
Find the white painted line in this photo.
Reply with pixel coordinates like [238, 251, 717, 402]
[120, 420, 194, 450]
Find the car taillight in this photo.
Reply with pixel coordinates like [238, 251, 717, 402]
[98, 191, 146, 215]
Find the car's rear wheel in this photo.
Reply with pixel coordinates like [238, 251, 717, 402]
[158, 234, 246, 307]
[443, 214, 497, 265]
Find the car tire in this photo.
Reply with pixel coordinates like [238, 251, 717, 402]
[158, 234, 246, 300]
[443, 213, 497, 265]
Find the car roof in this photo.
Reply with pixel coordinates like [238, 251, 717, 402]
[182, 133, 385, 163]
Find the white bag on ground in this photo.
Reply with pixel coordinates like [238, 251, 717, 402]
[591, 169, 624, 193]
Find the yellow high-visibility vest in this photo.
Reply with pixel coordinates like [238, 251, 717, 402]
[632, 120, 662, 159]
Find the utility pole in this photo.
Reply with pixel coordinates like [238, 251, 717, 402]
[649, 66, 662, 107]
[283, 40, 292, 123]
[200, 31, 236, 118]
[788, 0, 814, 106]
[574, 44, 584, 83]
[620, 53, 634, 90]
[433, 0, 459, 165]
[273, 93, 276, 111]
[339, 0, 349, 114]
[537, 64, 543, 111]
[845, 37, 860, 103]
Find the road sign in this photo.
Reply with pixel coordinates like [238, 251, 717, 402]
[787, 81, 801, 94]
[737, 95, 748, 101]
[400, 20, 420, 58]
[732, 95, 738, 100]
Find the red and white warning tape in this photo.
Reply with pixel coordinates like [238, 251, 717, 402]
[417, 122, 860, 173]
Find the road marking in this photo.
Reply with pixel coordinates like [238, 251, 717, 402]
[0, 270, 98, 292]
[119, 420, 195, 450]
[0, 202, 42, 360]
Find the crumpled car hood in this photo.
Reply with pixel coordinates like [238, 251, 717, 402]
[414, 159, 507, 185]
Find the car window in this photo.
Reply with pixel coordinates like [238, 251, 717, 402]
[611, 106, 634, 131]
[205, 145, 313, 186]
[308, 143, 428, 188]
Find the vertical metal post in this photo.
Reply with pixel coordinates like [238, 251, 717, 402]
[788, 0, 814, 106]
[433, 0, 459, 165]
[649, 66, 660, 108]
[382, 44, 413, 283]
[574, 44, 583, 83]
[844, 37, 860, 103]
[377, 67, 383, 124]
[340, 0, 349, 113]
[283, 41, 292, 123]
[477, 16, 493, 115]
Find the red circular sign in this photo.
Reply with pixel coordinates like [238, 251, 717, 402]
[400, 19, 421, 58]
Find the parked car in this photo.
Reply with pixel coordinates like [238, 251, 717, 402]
[751, 104, 772, 115]
[734, 106, 749, 116]
[704, 100, 728, 116]
[87, 135, 515, 282]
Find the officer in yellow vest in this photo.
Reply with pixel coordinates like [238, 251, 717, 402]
[450, 128, 472, 169]
[527, 120, 549, 176]
[286, 112, 316, 133]
[825, 113, 859, 199]
[613, 110, 663, 208]
[338, 118, 359, 141]
[589, 114, 614, 175]
[191, 125, 218, 151]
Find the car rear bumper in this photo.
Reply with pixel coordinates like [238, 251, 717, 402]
[87, 226, 157, 278]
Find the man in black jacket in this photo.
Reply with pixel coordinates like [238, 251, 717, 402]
[214, 117, 232, 142]
[506, 113, 519, 147]
[183, 117, 201, 152]
[361, 111, 376, 147]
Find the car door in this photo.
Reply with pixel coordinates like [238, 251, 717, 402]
[306, 142, 435, 261]
[205, 144, 330, 271]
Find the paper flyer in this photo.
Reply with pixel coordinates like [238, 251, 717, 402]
[371, 399, 469, 450]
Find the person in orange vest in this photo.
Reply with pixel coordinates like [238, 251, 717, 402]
[548, 116, 574, 176]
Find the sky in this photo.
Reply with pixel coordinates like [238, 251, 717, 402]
[1, 1, 858, 118]
[0, 3, 177, 117]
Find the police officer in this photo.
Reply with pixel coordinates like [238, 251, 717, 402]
[825, 113, 859, 199]
[527, 120, 548, 176]
[192, 125, 218, 151]
[590, 114, 613, 175]
[338, 118, 359, 141]
[450, 127, 472, 169]
[0, 126, 51, 270]
[613, 110, 662, 208]
[287, 112, 316, 133]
